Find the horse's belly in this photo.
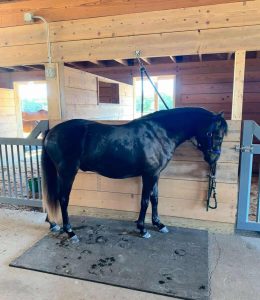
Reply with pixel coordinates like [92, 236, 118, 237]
[80, 160, 141, 179]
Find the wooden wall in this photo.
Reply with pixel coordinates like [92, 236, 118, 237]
[0, 1, 260, 66]
[70, 120, 240, 224]
[86, 58, 260, 123]
[0, 88, 19, 137]
[64, 67, 134, 120]
[176, 59, 260, 123]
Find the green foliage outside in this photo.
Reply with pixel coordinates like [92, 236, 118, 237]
[135, 93, 174, 115]
[22, 98, 47, 113]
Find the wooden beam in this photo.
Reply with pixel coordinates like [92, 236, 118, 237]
[169, 56, 176, 63]
[114, 59, 128, 66]
[231, 50, 246, 120]
[0, 0, 246, 28]
[45, 62, 65, 126]
[0, 2, 259, 48]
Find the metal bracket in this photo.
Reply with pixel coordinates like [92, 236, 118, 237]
[234, 145, 253, 153]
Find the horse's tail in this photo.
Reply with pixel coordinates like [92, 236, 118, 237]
[41, 132, 60, 220]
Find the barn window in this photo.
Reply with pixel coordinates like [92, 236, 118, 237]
[134, 75, 175, 117]
[98, 80, 120, 104]
[14, 81, 48, 137]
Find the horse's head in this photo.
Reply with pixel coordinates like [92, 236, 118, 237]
[195, 112, 228, 165]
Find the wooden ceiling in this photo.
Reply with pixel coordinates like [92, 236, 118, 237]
[0, 51, 258, 75]
[0, 0, 251, 28]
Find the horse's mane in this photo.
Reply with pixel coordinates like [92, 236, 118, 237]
[139, 107, 228, 134]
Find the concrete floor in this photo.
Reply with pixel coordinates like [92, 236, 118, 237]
[0, 208, 260, 300]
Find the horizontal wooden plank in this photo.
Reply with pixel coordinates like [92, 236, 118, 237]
[52, 24, 260, 62]
[0, 0, 249, 28]
[158, 197, 236, 223]
[70, 189, 236, 223]
[223, 120, 241, 142]
[65, 87, 97, 105]
[179, 103, 232, 115]
[72, 172, 98, 190]
[180, 93, 260, 104]
[181, 82, 260, 94]
[180, 71, 260, 85]
[161, 161, 238, 183]
[49, 1, 260, 43]
[64, 67, 97, 90]
[180, 102, 260, 115]
[0, 43, 47, 67]
[0, 1, 259, 47]
[174, 141, 239, 163]
[73, 174, 237, 203]
[0, 107, 16, 115]
[181, 73, 233, 85]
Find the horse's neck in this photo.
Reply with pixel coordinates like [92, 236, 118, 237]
[166, 113, 201, 147]
[172, 131, 193, 148]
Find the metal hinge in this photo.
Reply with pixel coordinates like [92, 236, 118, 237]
[234, 145, 253, 153]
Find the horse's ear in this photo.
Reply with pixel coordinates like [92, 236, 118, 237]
[213, 111, 224, 120]
[218, 111, 224, 118]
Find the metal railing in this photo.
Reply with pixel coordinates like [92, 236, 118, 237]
[0, 121, 48, 208]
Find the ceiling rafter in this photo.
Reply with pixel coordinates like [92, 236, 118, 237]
[87, 60, 106, 66]
[141, 57, 152, 65]
[114, 59, 128, 66]
[65, 62, 91, 72]
[169, 56, 176, 63]
[24, 65, 45, 70]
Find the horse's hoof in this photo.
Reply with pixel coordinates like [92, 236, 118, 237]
[70, 235, 80, 243]
[142, 231, 151, 239]
[159, 226, 169, 233]
[50, 224, 61, 232]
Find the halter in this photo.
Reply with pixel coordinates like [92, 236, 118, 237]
[206, 132, 221, 155]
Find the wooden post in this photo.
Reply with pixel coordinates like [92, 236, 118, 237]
[231, 50, 246, 120]
[45, 62, 65, 127]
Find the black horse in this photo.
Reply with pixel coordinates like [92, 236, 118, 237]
[42, 107, 228, 242]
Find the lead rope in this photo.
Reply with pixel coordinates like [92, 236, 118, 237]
[135, 50, 169, 116]
[207, 163, 218, 210]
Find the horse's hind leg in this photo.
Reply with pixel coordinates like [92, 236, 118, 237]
[136, 176, 157, 238]
[58, 165, 79, 243]
[45, 214, 60, 232]
[150, 181, 169, 233]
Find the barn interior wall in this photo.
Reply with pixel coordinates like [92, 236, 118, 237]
[176, 58, 260, 123]
[85, 58, 260, 122]
[0, 88, 19, 137]
[63, 67, 134, 121]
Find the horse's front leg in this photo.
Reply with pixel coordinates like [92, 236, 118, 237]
[150, 181, 169, 233]
[136, 176, 156, 238]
